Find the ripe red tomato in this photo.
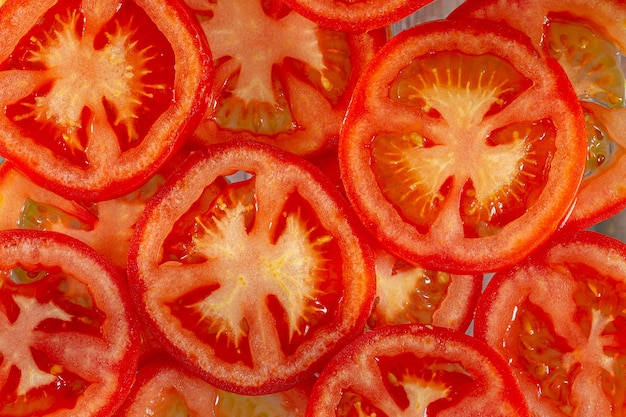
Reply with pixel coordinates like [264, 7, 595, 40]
[339, 18, 587, 274]
[306, 324, 531, 416]
[279, 0, 434, 32]
[183, 0, 386, 157]
[450, 0, 626, 230]
[0, 229, 139, 416]
[474, 230, 626, 416]
[116, 356, 310, 416]
[128, 141, 376, 395]
[0, 0, 212, 201]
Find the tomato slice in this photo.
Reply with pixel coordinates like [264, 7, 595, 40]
[117, 356, 310, 416]
[0, 162, 165, 269]
[0, 229, 139, 416]
[182, 0, 385, 157]
[128, 141, 376, 394]
[339, 18, 587, 273]
[279, 0, 434, 32]
[474, 230, 626, 416]
[450, 0, 626, 230]
[306, 324, 530, 416]
[0, 0, 212, 201]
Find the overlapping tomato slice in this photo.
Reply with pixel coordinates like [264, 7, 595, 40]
[183, 0, 385, 157]
[116, 356, 310, 416]
[0, 162, 165, 269]
[450, 0, 626, 230]
[0, 229, 139, 416]
[474, 230, 626, 416]
[306, 324, 530, 416]
[128, 141, 375, 394]
[367, 241, 482, 332]
[339, 18, 586, 273]
[0, 0, 212, 201]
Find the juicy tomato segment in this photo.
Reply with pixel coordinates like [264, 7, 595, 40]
[389, 52, 532, 121]
[544, 15, 625, 108]
[3, 0, 175, 167]
[583, 108, 617, 175]
[367, 247, 481, 332]
[475, 231, 626, 416]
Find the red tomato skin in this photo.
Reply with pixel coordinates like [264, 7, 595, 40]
[0, 229, 140, 417]
[306, 324, 531, 417]
[0, 0, 213, 202]
[128, 140, 376, 395]
[339, 18, 587, 274]
[280, 0, 435, 32]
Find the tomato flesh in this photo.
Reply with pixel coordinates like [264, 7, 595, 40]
[448, 0, 626, 232]
[3, 0, 175, 168]
[544, 16, 624, 109]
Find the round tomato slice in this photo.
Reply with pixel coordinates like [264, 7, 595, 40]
[183, 0, 385, 157]
[450, 0, 626, 230]
[128, 141, 376, 395]
[474, 230, 626, 416]
[0, 162, 165, 269]
[339, 18, 587, 274]
[306, 324, 530, 417]
[279, 0, 434, 32]
[0, 0, 212, 201]
[117, 356, 310, 416]
[0, 229, 139, 416]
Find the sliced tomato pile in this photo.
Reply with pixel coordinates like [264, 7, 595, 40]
[450, 0, 626, 231]
[1, 0, 626, 415]
[183, 0, 385, 156]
